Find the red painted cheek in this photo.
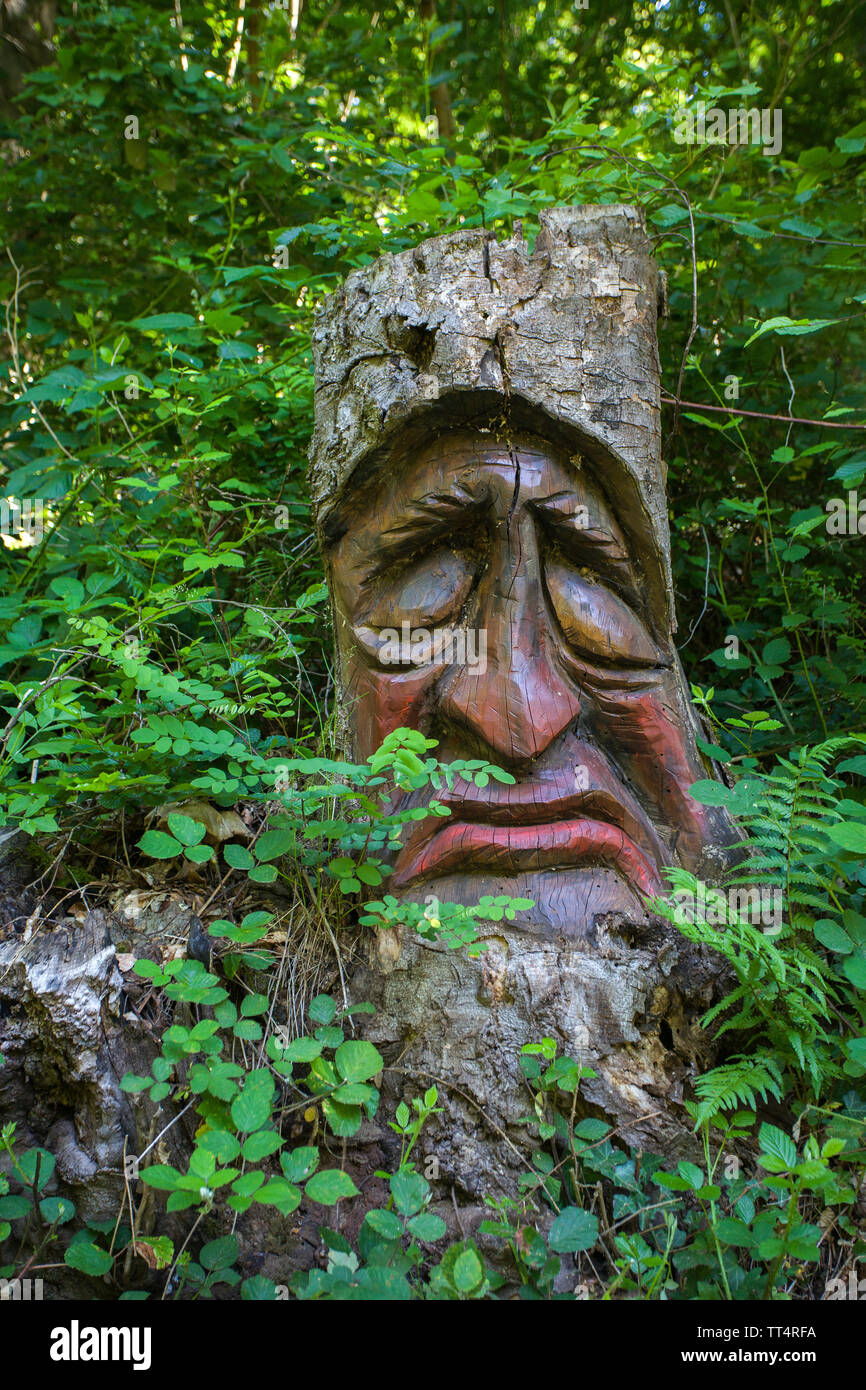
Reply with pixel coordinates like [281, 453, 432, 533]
[343, 651, 434, 759]
[592, 684, 725, 864]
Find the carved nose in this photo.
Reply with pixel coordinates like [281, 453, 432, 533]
[440, 646, 580, 763]
[437, 557, 580, 762]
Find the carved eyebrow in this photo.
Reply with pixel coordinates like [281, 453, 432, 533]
[534, 495, 632, 561]
[532, 495, 649, 617]
[355, 490, 486, 585]
[379, 486, 483, 540]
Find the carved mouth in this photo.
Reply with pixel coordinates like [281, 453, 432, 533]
[392, 815, 661, 895]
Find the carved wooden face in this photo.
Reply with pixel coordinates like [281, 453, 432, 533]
[328, 431, 722, 935]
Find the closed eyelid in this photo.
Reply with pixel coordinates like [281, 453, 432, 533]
[545, 561, 664, 669]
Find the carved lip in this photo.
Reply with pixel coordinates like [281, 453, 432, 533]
[391, 788, 662, 895]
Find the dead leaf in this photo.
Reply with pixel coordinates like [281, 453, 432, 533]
[132, 1240, 160, 1269]
[156, 799, 250, 843]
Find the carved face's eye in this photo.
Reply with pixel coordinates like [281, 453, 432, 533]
[363, 547, 475, 630]
[545, 560, 662, 668]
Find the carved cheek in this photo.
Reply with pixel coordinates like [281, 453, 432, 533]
[342, 648, 434, 759]
[590, 681, 722, 864]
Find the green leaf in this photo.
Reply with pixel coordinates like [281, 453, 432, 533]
[200, 1235, 239, 1271]
[677, 1161, 705, 1190]
[198, 1130, 241, 1163]
[65, 1241, 113, 1276]
[18, 1147, 55, 1190]
[452, 1247, 484, 1293]
[184, 843, 214, 864]
[548, 1206, 599, 1253]
[254, 828, 295, 862]
[654, 1172, 692, 1192]
[242, 1275, 279, 1299]
[167, 812, 206, 846]
[356, 863, 383, 886]
[843, 953, 866, 989]
[574, 1118, 610, 1141]
[365, 1208, 403, 1240]
[233, 1019, 262, 1041]
[309, 994, 336, 1024]
[335, 1039, 383, 1083]
[138, 830, 182, 859]
[231, 1070, 275, 1132]
[759, 1123, 797, 1171]
[284, 1037, 323, 1063]
[132, 313, 197, 332]
[254, 1178, 302, 1214]
[140, 1164, 182, 1190]
[241, 992, 270, 1017]
[225, 843, 254, 869]
[828, 822, 866, 854]
[408, 1212, 447, 1242]
[814, 919, 854, 954]
[745, 316, 839, 347]
[241, 1130, 283, 1161]
[248, 865, 278, 884]
[0, 1194, 32, 1219]
[304, 1169, 359, 1205]
[761, 637, 790, 666]
[715, 1217, 755, 1248]
[389, 1170, 428, 1217]
[39, 1196, 75, 1224]
[696, 737, 731, 763]
[281, 1148, 319, 1183]
[232, 1171, 266, 1199]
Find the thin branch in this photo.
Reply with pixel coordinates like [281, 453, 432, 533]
[660, 395, 866, 431]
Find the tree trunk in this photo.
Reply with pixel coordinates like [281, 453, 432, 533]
[307, 206, 741, 1189]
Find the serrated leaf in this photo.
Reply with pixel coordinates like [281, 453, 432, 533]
[335, 1039, 383, 1083]
[452, 1247, 484, 1292]
[828, 822, 866, 854]
[548, 1206, 599, 1253]
[138, 830, 182, 859]
[200, 1234, 239, 1271]
[304, 1169, 359, 1204]
[759, 1123, 797, 1171]
[65, 1241, 113, 1276]
[389, 1170, 428, 1216]
[241, 1130, 283, 1162]
[167, 812, 207, 846]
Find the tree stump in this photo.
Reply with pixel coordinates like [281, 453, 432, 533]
[308, 205, 740, 1186]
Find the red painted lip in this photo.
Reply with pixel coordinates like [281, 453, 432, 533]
[392, 817, 661, 896]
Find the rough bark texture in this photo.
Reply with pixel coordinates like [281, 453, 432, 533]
[0, 837, 203, 1295]
[356, 918, 728, 1206]
[310, 205, 673, 629]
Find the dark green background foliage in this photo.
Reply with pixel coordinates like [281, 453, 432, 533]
[2, 0, 866, 840]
